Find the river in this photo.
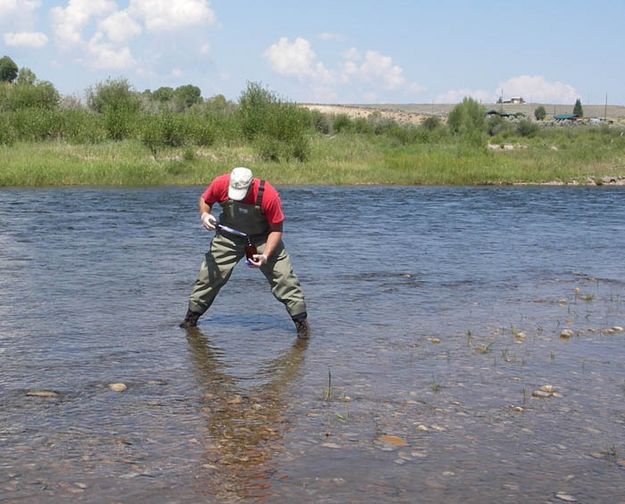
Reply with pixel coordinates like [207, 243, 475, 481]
[1, 186, 624, 502]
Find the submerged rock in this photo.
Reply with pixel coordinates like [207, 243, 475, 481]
[376, 435, 408, 447]
[108, 383, 127, 392]
[555, 492, 577, 502]
[532, 384, 560, 398]
[26, 390, 59, 398]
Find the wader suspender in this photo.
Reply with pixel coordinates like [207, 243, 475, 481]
[256, 180, 265, 208]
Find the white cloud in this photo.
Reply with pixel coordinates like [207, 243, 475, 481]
[171, 67, 183, 77]
[51, 0, 117, 47]
[128, 0, 216, 32]
[0, 0, 40, 16]
[263, 37, 332, 82]
[3, 31, 48, 48]
[98, 10, 142, 44]
[200, 42, 210, 55]
[435, 88, 493, 104]
[264, 38, 424, 102]
[497, 75, 578, 103]
[341, 49, 424, 93]
[86, 32, 135, 70]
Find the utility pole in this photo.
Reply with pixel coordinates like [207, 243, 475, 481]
[604, 92, 608, 121]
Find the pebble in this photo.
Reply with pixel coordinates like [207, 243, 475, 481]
[532, 390, 551, 398]
[532, 384, 559, 398]
[25, 390, 59, 398]
[321, 442, 341, 449]
[376, 435, 408, 447]
[108, 383, 127, 392]
[555, 492, 577, 502]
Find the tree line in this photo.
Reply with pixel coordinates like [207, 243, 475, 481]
[0, 54, 613, 161]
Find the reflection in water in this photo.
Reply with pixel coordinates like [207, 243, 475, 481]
[186, 329, 308, 501]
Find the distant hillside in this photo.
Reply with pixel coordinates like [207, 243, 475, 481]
[301, 103, 625, 125]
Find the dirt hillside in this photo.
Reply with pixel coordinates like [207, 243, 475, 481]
[301, 103, 625, 125]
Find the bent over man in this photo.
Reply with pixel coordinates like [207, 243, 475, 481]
[180, 167, 309, 339]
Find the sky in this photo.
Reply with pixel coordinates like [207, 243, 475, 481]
[1, 0, 624, 105]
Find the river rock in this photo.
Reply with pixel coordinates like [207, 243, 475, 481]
[560, 329, 574, 339]
[108, 383, 127, 392]
[26, 390, 59, 398]
[376, 435, 407, 447]
[555, 492, 577, 502]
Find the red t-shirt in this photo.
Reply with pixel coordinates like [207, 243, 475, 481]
[201, 174, 285, 225]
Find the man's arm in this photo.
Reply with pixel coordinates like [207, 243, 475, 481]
[198, 195, 216, 230]
[249, 222, 282, 267]
[262, 222, 283, 259]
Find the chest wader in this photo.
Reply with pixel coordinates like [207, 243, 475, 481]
[183, 181, 307, 334]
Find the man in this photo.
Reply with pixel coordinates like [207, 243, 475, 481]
[180, 166, 310, 339]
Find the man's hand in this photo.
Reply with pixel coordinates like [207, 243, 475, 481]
[247, 253, 268, 268]
[200, 212, 217, 231]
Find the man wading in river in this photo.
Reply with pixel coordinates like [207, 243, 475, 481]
[180, 167, 310, 339]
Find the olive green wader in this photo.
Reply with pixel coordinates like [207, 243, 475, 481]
[182, 181, 308, 336]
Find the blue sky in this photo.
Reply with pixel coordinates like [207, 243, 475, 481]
[1, 0, 624, 105]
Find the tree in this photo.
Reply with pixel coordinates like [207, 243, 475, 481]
[86, 78, 141, 140]
[16, 67, 37, 85]
[534, 105, 546, 121]
[152, 86, 174, 103]
[86, 78, 140, 114]
[447, 97, 485, 135]
[0, 55, 19, 83]
[573, 99, 583, 117]
[8, 80, 59, 109]
[174, 84, 202, 109]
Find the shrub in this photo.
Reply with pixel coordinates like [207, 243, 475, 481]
[0, 117, 16, 145]
[188, 115, 216, 146]
[8, 108, 63, 141]
[309, 110, 331, 134]
[236, 82, 274, 141]
[61, 109, 106, 143]
[447, 97, 485, 135]
[516, 119, 539, 137]
[237, 82, 310, 161]
[486, 115, 510, 136]
[87, 78, 141, 115]
[332, 114, 352, 133]
[6, 81, 59, 110]
[421, 115, 441, 131]
[534, 106, 547, 121]
[140, 117, 163, 157]
[103, 107, 137, 140]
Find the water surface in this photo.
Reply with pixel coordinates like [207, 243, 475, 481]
[1, 186, 625, 502]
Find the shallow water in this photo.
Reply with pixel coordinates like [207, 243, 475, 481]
[1, 186, 625, 503]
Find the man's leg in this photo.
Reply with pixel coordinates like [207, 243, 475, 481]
[258, 241, 309, 338]
[181, 235, 242, 328]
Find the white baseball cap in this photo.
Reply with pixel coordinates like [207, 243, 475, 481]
[228, 167, 253, 200]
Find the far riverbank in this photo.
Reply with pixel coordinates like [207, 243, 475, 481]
[2, 133, 624, 187]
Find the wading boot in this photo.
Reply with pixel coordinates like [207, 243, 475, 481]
[180, 309, 201, 329]
[293, 318, 310, 340]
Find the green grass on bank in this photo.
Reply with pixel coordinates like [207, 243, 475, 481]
[1, 131, 624, 187]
